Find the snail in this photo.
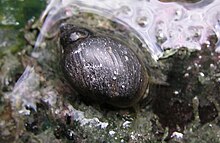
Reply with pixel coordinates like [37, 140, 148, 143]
[60, 24, 150, 108]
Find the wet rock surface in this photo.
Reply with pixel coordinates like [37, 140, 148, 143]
[1, 0, 220, 143]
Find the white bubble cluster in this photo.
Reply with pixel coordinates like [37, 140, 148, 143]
[37, 0, 220, 60]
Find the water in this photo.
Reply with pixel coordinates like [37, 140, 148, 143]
[3, 1, 220, 142]
[12, 0, 220, 112]
[36, 0, 220, 59]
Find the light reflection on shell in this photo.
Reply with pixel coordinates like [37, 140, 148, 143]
[13, 0, 220, 112]
[60, 24, 149, 108]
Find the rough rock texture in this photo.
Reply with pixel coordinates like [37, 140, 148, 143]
[1, 0, 220, 143]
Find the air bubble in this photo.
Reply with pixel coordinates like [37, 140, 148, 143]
[38, 0, 220, 58]
[174, 9, 185, 21]
[136, 16, 148, 27]
[116, 5, 133, 17]
[205, 5, 220, 52]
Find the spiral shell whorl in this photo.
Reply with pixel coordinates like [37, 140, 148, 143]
[61, 24, 149, 107]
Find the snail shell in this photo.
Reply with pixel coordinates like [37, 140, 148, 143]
[60, 24, 149, 108]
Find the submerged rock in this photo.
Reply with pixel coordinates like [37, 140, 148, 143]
[1, 0, 220, 142]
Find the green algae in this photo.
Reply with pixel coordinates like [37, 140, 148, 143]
[1, 0, 220, 143]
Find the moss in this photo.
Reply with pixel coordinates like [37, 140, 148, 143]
[1, 1, 220, 142]
[0, 0, 46, 28]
